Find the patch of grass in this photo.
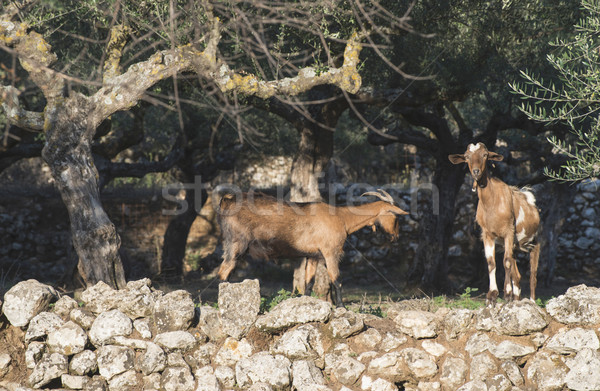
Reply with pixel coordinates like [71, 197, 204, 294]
[260, 288, 299, 314]
[431, 287, 486, 311]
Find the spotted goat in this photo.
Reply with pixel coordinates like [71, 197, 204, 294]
[449, 142, 541, 306]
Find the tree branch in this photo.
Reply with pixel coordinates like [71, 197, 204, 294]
[0, 86, 44, 131]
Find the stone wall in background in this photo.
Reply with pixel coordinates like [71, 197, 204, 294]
[2, 278, 600, 390]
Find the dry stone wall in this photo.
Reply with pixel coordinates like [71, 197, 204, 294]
[2, 278, 600, 390]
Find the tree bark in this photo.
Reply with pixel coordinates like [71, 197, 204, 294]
[41, 94, 126, 289]
[410, 159, 463, 294]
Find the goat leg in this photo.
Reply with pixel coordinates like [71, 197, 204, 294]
[331, 280, 344, 308]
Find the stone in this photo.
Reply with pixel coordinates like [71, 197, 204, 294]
[546, 327, 600, 354]
[465, 332, 494, 356]
[52, 295, 79, 318]
[214, 337, 253, 367]
[108, 369, 138, 391]
[489, 340, 534, 361]
[271, 324, 324, 360]
[25, 342, 45, 369]
[218, 279, 261, 339]
[469, 352, 497, 381]
[195, 366, 221, 391]
[292, 360, 326, 390]
[329, 307, 365, 338]
[380, 332, 408, 352]
[485, 374, 511, 391]
[400, 348, 437, 380]
[353, 328, 382, 350]
[79, 281, 119, 314]
[456, 380, 487, 391]
[187, 342, 217, 369]
[136, 342, 166, 375]
[134, 318, 152, 339]
[70, 308, 96, 330]
[475, 307, 497, 332]
[565, 348, 600, 391]
[153, 331, 197, 352]
[46, 320, 88, 356]
[493, 300, 548, 335]
[235, 352, 292, 390]
[84, 375, 109, 391]
[89, 309, 133, 346]
[527, 351, 568, 391]
[215, 365, 236, 388]
[70, 350, 97, 376]
[546, 284, 600, 325]
[360, 375, 397, 391]
[3, 279, 57, 327]
[160, 367, 195, 391]
[420, 340, 447, 357]
[61, 373, 89, 389]
[25, 312, 64, 343]
[28, 352, 68, 388]
[255, 296, 332, 333]
[500, 360, 524, 386]
[393, 310, 438, 339]
[443, 309, 473, 340]
[167, 352, 189, 368]
[367, 352, 410, 383]
[143, 373, 162, 390]
[111, 335, 149, 350]
[439, 357, 468, 390]
[329, 355, 366, 385]
[96, 345, 135, 380]
[153, 290, 195, 333]
[198, 306, 226, 341]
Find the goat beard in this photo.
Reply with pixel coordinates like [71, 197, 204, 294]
[472, 179, 478, 192]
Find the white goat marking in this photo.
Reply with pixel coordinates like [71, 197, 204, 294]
[522, 190, 536, 206]
[513, 285, 521, 297]
[517, 227, 527, 242]
[505, 283, 512, 295]
[469, 143, 482, 152]
[489, 267, 498, 292]
[516, 206, 525, 226]
[484, 242, 495, 259]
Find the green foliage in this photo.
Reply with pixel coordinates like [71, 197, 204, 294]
[512, 0, 600, 182]
[259, 288, 299, 314]
[432, 287, 486, 310]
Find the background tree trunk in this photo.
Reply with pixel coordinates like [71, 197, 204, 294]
[290, 125, 334, 298]
[410, 160, 463, 293]
[42, 96, 126, 289]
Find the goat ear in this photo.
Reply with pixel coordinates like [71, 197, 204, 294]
[488, 152, 503, 161]
[448, 154, 466, 164]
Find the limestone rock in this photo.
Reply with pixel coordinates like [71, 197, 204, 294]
[400, 348, 437, 380]
[52, 295, 79, 319]
[215, 365, 236, 388]
[564, 348, 600, 391]
[70, 308, 96, 330]
[25, 312, 64, 343]
[218, 279, 261, 339]
[488, 340, 535, 361]
[546, 284, 600, 325]
[153, 331, 197, 352]
[70, 350, 97, 376]
[546, 327, 600, 354]
[393, 310, 438, 339]
[255, 296, 332, 333]
[352, 327, 382, 350]
[28, 352, 68, 388]
[136, 342, 166, 375]
[271, 324, 324, 360]
[89, 309, 133, 346]
[108, 369, 138, 391]
[194, 366, 221, 391]
[527, 351, 568, 391]
[493, 300, 547, 336]
[160, 367, 195, 391]
[3, 279, 57, 328]
[367, 352, 410, 383]
[214, 337, 253, 367]
[25, 341, 45, 369]
[329, 307, 365, 338]
[443, 309, 473, 340]
[152, 290, 195, 334]
[235, 352, 292, 390]
[96, 345, 135, 380]
[292, 360, 326, 390]
[47, 320, 88, 356]
[198, 306, 226, 341]
[440, 357, 468, 390]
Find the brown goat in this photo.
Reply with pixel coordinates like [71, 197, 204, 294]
[449, 142, 541, 306]
[216, 190, 408, 307]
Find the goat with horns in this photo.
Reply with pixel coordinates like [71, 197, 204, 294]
[216, 189, 408, 307]
[449, 142, 541, 307]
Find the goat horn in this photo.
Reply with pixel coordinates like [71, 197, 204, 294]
[360, 189, 396, 205]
